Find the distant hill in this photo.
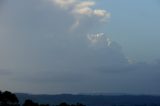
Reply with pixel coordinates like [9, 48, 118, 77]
[16, 93, 160, 106]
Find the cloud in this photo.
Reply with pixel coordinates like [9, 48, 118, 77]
[0, 0, 160, 94]
[73, 1, 110, 20]
[73, 1, 95, 15]
[0, 69, 12, 75]
[0, 0, 6, 13]
[51, 0, 110, 30]
[87, 33, 112, 47]
[53, 0, 76, 8]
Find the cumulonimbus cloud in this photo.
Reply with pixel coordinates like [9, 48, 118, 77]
[0, 0, 160, 94]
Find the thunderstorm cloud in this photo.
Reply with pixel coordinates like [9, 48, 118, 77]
[0, 0, 160, 94]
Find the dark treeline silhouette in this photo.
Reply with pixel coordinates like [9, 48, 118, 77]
[23, 99, 85, 106]
[0, 91, 19, 106]
[2, 90, 160, 106]
[0, 90, 86, 106]
[16, 93, 160, 106]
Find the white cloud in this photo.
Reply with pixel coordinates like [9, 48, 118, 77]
[51, 0, 110, 29]
[94, 10, 106, 17]
[73, 1, 95, 16]
[52, 0, 76, 8]
[94, 9, 111, 21]
[74, 7, 93, 15]
[76, 1, 95, 8]
[87, 33, 112, 47]
[72, 1, 110, 21]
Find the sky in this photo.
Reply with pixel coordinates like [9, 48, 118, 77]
[0, 0, 160, 95]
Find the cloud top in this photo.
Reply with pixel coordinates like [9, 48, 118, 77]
[53, 0, 76, 8]
[52, 0, 110, 23]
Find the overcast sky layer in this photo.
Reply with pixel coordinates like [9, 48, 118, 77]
[0, 0, 160, 95]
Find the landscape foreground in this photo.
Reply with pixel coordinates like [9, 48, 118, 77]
[1, 90, 160, 106]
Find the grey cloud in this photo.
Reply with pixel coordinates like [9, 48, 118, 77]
[0, 69, 12, 75]
[0, 0, 160, 94]
[0, 0, 5, 7]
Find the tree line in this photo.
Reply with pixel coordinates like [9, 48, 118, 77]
[0, 91, 86, 106]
